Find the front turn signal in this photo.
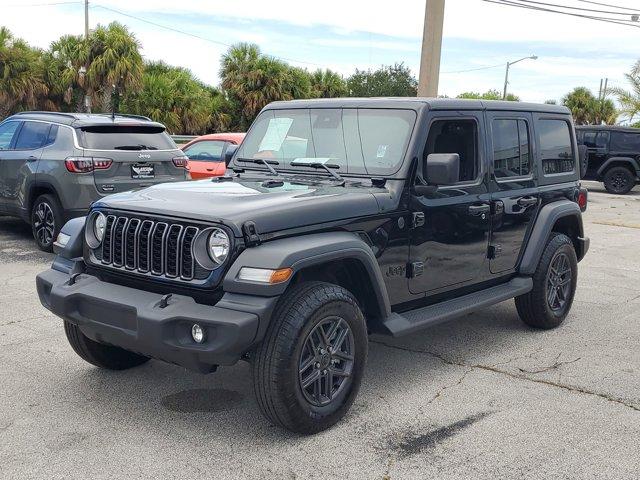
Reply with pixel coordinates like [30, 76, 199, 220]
[238, 267, 293, 284]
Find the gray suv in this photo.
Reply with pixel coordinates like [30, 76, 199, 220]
[0, 112, 188, 251]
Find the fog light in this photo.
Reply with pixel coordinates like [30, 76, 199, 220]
[191, 324, 205, 343]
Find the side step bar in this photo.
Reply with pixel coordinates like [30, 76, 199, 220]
[383, 277, 533, 337]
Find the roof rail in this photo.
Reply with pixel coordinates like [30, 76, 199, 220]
[94, 113, 153, 121]
[12, 111, 78, 120]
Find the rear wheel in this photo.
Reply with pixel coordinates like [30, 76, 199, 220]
[516, 233, 578, 329]
[252, 282, 367, 434]
[603, 166, 635, 195]
[64, 320, 150, 370]
[31, 194, 62, 252]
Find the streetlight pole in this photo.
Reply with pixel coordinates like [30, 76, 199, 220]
[84, 0, 91, 113]
[503, 55, 538, 100]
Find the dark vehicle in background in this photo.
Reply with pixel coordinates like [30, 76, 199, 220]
[0, 112, 188, 251]
[37, 99, 589, 434]
[182, 132, 245, 179]
[576, 125, 640, 194]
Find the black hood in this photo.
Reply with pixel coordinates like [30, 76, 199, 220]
[92, 177, 384, 236]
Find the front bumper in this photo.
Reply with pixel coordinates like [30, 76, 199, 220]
[36, 268, 277, 372]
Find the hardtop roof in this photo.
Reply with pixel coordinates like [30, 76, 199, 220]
[575, 124, 639, 133]
[264, 97, 570, 115]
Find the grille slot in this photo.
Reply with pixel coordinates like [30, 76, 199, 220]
[94, 215, 202, 282]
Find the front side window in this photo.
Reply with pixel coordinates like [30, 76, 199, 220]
[492, 119, 531, 178]
[539, 120, 574, 175]
[425, 119, 478, 183]
[0, 121, 20, 150]
[235, 108, 416, 176]
[14, 121, 51, 150]
[581, 130, 597, 148]
[610, 131, 640, 153]
[184, 140, 226, 161]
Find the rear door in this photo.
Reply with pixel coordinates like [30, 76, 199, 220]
[77, 124, 187, 195]
[486, 111, 540, 274]
[580, 129, 609, 178]
[0, 121, 50, 213]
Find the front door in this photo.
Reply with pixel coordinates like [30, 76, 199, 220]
[0, 120, 23, 212]
[486, 112, 540, 274]
[409, 111, 491, 294]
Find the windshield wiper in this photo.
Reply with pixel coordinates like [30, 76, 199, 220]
[290, 160, 345, 185]
[236, 157, 279, 175]
[114, 144, 158, 151]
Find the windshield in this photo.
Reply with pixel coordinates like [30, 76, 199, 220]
[235, 108, 416, 176]
[78, 125, 176, 150]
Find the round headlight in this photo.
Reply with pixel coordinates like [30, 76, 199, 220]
[94, 212, 107, 243]
[207, 228, 230, 265]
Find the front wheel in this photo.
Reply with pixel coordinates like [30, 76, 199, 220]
[516, 233, 578, 329]
[252, 282, 368, 434]
[603, 166, 635, 195]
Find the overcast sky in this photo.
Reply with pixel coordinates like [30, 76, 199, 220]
[2, 0, 639, 102]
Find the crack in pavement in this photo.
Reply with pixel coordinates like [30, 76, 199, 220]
[371, 340, 640, 413]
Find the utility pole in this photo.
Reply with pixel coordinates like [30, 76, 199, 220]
[417, 0, 445, 97]
[84, 0, 91, 113]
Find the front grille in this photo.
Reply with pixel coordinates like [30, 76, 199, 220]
[97, 215, 201, 281]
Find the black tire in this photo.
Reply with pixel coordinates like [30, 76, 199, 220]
[516, 233, 578, 329]
[64, 320, 150, 370]
[31, 193, 63, 252]
[603, 166, 635, 195]
[252, 281, 368, 434]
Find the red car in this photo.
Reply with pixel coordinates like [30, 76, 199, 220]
[181, 133, 245, 179]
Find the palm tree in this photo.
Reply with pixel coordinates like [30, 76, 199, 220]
[0, 27, 49, 117]
[609, 61, 640, 123]
[562, 87, 598, 125]
[310, 69, 347, 98]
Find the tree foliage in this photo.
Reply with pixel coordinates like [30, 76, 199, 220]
[456, 89, 520, 101]
[562, 87, 617, 125]
[609, 61, 640, 124]
[347, 63, 417, 97]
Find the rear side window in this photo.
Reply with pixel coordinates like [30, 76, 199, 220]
[595, 131, 609, 148]
[581, 130, 597, 147]
[43, 125, 58, 147]
[14, 121, 51, 150]
[610, 131, 640, 153]
[538, 120, 574, 175]
[78, 125, 176, 150]
[0, 121, 20, 150]
[184, 140, 226, 161]
[492, 119, 531, 178]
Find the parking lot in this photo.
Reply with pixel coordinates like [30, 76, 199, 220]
[0, 181, 638, 480]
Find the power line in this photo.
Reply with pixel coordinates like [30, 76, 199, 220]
[577, 0, 640, 13]
[442, 62, 505, 74]
[3, 1, 81, 6]
[512, 0, 639, 16]
[483, 0, 640, 28]
[91, 3, 324, 67]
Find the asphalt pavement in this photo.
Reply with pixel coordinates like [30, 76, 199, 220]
[1, 181, 638, 479]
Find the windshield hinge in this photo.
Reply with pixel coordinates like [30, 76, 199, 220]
[242, 221, 261, 247]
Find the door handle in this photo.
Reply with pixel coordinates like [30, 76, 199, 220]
[27, 156, 38, 162]
[517, 196, 538, 207]
[468, 204, 490, 216]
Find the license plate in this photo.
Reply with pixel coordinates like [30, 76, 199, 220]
[131, 163, 155, 179]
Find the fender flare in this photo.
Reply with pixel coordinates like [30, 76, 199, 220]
[519, 200, 584, 275]
[596, 157, 640, 177]
[223, 232, 391, 318]
[53, 216, 86, 258]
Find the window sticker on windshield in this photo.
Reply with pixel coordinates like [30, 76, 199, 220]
[376, 145, 388, 158]
[258, 117, 294, 152]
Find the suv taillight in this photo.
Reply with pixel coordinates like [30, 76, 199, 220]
[65, 157, 113, 173]
[172, 155, 188, 168]
[577, 187, 588, 212]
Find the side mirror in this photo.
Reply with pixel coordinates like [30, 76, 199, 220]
[224, 144, 239, 166]
[577, 144, 588, 179]
[426, 153, 460, 186]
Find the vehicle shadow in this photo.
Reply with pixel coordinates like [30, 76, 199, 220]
[66, 301, 540, 441]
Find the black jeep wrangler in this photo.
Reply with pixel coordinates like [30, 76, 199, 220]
[576, 125, 640, 194]
[36, 99, 589, 434]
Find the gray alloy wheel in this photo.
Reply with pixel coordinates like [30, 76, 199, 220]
[298, 316, 355, 407]
[33, 201, 55, 247]
[546, 251, 572, 314]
